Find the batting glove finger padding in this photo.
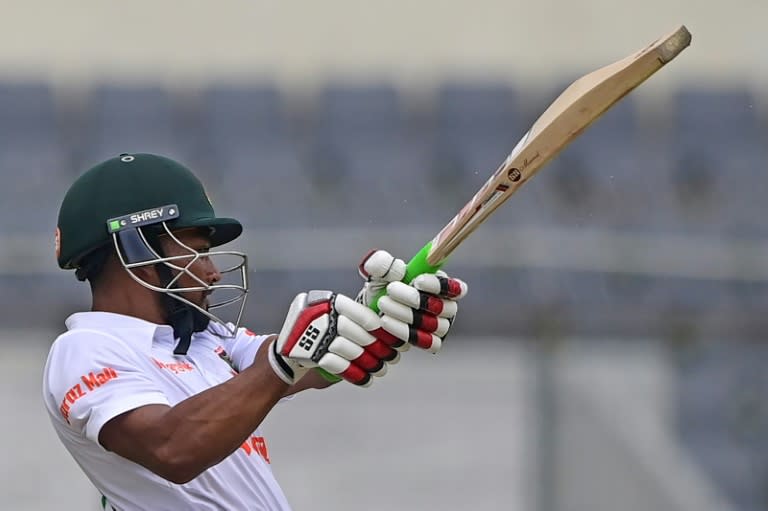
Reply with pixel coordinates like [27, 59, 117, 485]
[377, 272, 468, 354]
[378, 296, 450, 336]
[317, 353, 371, 387]
[381, 315, 443, 353]
[356, 250, 408, 307]
[358, 249, 407, 282]
[381, 283, 458, 321]
[336, 295, 405, 359]
[270, 290, 395, 387]
[328, 336, 386, 376]
[410, 274, 468, 300]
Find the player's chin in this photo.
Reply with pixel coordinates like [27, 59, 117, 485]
[181, 292, 209, 310]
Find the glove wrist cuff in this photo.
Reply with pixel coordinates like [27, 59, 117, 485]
[268, 340, 303, 385]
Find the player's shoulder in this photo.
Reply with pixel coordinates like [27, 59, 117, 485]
[203, 321, 272, 342]
[43, 326, 137, 401]
[51, 326, 124, 351]
[46, 324, 135, 372]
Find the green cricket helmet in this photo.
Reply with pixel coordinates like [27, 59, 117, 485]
[56, 153, 249, 350]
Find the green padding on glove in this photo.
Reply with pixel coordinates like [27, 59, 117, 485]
[315, 367, 342, 383]
[369, 241, 444, 313]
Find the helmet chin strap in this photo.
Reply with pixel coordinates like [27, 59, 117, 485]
[153, 251, 210, 355]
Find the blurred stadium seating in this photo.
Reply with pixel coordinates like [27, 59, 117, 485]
[312, 82, 440, 225]
[1, 80, 766, 337]
[666, 88, 767, 238]
[199, 83, 317, 227]
[1, 79, 766, 511]
[0, 82, 69, 233]
[82, 84, 193, 165]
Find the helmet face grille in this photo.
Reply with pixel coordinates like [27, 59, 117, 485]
[113, 221, 249, 337]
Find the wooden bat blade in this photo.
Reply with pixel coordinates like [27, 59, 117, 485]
[425, 25, 691, 265]
[324, 28, 691, 377]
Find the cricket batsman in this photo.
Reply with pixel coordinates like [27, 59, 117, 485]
[42, 153, 467, 510]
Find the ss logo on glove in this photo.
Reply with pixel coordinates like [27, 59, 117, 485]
[298, 326, 321, 351]
[269, 290, 394, 386]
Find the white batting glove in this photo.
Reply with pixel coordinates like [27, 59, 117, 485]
[269, 290, 400, 387]
[357, 250, 468, 354]
[356, 249, 407, 303]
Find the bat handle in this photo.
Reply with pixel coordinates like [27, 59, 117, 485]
[316, 242, 445, 383]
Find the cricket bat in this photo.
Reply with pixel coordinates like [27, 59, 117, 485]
[368, 25, 692, 311]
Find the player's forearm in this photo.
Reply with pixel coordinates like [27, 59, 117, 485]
[284, 369, 338, 397]
[141, 344, 288, 483]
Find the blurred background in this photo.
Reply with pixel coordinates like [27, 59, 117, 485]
[1, 1, 767, 510]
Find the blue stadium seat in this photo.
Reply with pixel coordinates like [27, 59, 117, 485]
[318, 83, 403, 138]
[0, 87, 77, 318]
[648, 277, 735, 337]
[726, 280, 768, 322]
[666, 88, 767, 236]
[0, 82, 69, 233]
[206, 148, 316, 228]
[242, 268, 363, 330]
[311, 83, 438, 226]
[433, 82, 523, 203]
[675, 88, 759, 149]
[0, 82, 58, 139]
[509, 267, 730, 338]
[510, 269, 621, 336]
[0, 81, 61, 163]
[438, 266, 530, 336]
[529, 96, 666, 231]
[435, 81, 522, 148]
[82, 85, 190, 166]
[202, 83, 288, 150]
[431, 81, 559, 229]
[199, 83, 316, 227]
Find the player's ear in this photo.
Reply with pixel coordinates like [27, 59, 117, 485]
[131, 264, 162, 286]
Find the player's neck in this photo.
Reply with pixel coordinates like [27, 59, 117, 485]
[91, 281, 167, 326]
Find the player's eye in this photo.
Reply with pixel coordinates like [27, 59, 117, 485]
[197, 247, 212, 260]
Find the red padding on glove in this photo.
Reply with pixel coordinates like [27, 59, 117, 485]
[281, 301, 331, 354]
[410, 329, 434, 350]
[414, 312, 439, 333]
[366, 336, 399, 361]
[353, 349, 384, 372]
[371, 327, 402, 348]
[423, 295, 444, 315]
[340, 364, 369, 386]
[443, 278, 464, 299]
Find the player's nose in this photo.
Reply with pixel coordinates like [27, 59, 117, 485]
[204, 259, 222, 284]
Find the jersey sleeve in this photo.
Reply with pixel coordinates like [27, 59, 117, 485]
[216, 325, 273, 372]
[43, 330, 170, 445]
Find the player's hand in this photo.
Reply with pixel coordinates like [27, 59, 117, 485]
[357, 250, 468, 353]
[268, 290, 399, 387]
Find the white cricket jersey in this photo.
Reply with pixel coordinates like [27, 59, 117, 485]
[42, 311, 293, 511]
